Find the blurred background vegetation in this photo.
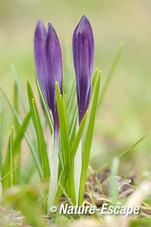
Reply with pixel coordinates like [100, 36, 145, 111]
[0, 0, 151, 181]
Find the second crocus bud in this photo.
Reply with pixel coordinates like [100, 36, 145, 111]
[72, 15, 94, 204]
[46, 22, 63, 137]
[73, 15, 94, 123]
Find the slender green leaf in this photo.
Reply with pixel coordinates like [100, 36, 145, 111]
[0, 165, 20, 182]
[11, 65, 37, 143]
[79, 72, 101, 205]
[68, 69, 98, 146]
[34, 71, 53, 135]
[54, 168, 67, 204]
[69, 106, 78, 144]
[67, 78, 76, 116]
[0, 86, 21, 124]
[13, 81, 20, 132]
[2, 127, 15, 188]
[32, 98, 50, 178]
[0, 86, 43, 180]
[71, 111, 88, 160]
[110, 157, 119, 203]
[13, 81, 21, 183]
[98, 43, 124, 108]
[97, 131, 151, 173]
[92, 69, 98, 95]
[11, 64, 29, 112]
[118, 132, 150, 159]
[14, 111, 31, 151]
[27, 80, 50, 214]
[10, 127, 15, 186]
[56, 83, 75, 204]
[56, 83, 71, 167]
[27, 80, 50, 179]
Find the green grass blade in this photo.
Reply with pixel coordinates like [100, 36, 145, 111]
[27, 80, 50, 214]
[13, 81, 20, 132]
[32, 98, 50, 178]
[68, 69, 98, 146]
[118, 132, 151, 159]
[2, 127, 15, 188]
[98, 43, 124, 108]
[34, 71, 53, 135]
[54, 168, 67, 204]
[11, 64, 29, 112]
[67, 78, 76, 116]
[10, 127, 15, 186]
[0, 165, 20, 182]
[11, 65, 37, 143]
[13, 81, 21, 183]
[71, 111, 88, 160]
[0, 86, 43, 180]
[110, 157, 119, 204]
[27, 80, 50, 179]
[25, 135, 42, 180]
[69, 105, 78, 144]
[92, 69, 99, 95]
[79, 72, 101, 205]
[14, 111, 31, 151]
[97, 131, 151, 173]
[56, 83, 75, 204]
[0, 86, 21, 124]
[56, 83, 70, 167]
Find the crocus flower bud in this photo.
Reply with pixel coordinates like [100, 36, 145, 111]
[34, 20, 48, 102]
[46, 23, 63, 136]
[34, 20, 63, 136]
[73, 15, 94, 123]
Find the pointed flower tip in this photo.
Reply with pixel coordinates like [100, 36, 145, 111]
[37, 19, 43, 25]
[48, 22, 55, 32]
[75, 15, 93, 40]
[34, 20, 46, 42]
[36, 20, 45, 31]
[47, 22, 59, 41]
[81, 15, 88, 21]
[79, 15, 91, 26]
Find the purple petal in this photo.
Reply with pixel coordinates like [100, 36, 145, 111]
[46, 22, 63, 134]
[34, 20, 48, 102]
[73, 15, 94, 123]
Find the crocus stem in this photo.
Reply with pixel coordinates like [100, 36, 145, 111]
[74, 135, 82, 204]
[47, 129, 59, 213]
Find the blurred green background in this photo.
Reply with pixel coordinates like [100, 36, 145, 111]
[0, 0, 151, 180]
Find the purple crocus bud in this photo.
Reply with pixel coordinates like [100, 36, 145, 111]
[34, 20, 63, 136]
[46, 23, 63, 136]
[34, 20, 48, 102]
[73, 15, 94, 123]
